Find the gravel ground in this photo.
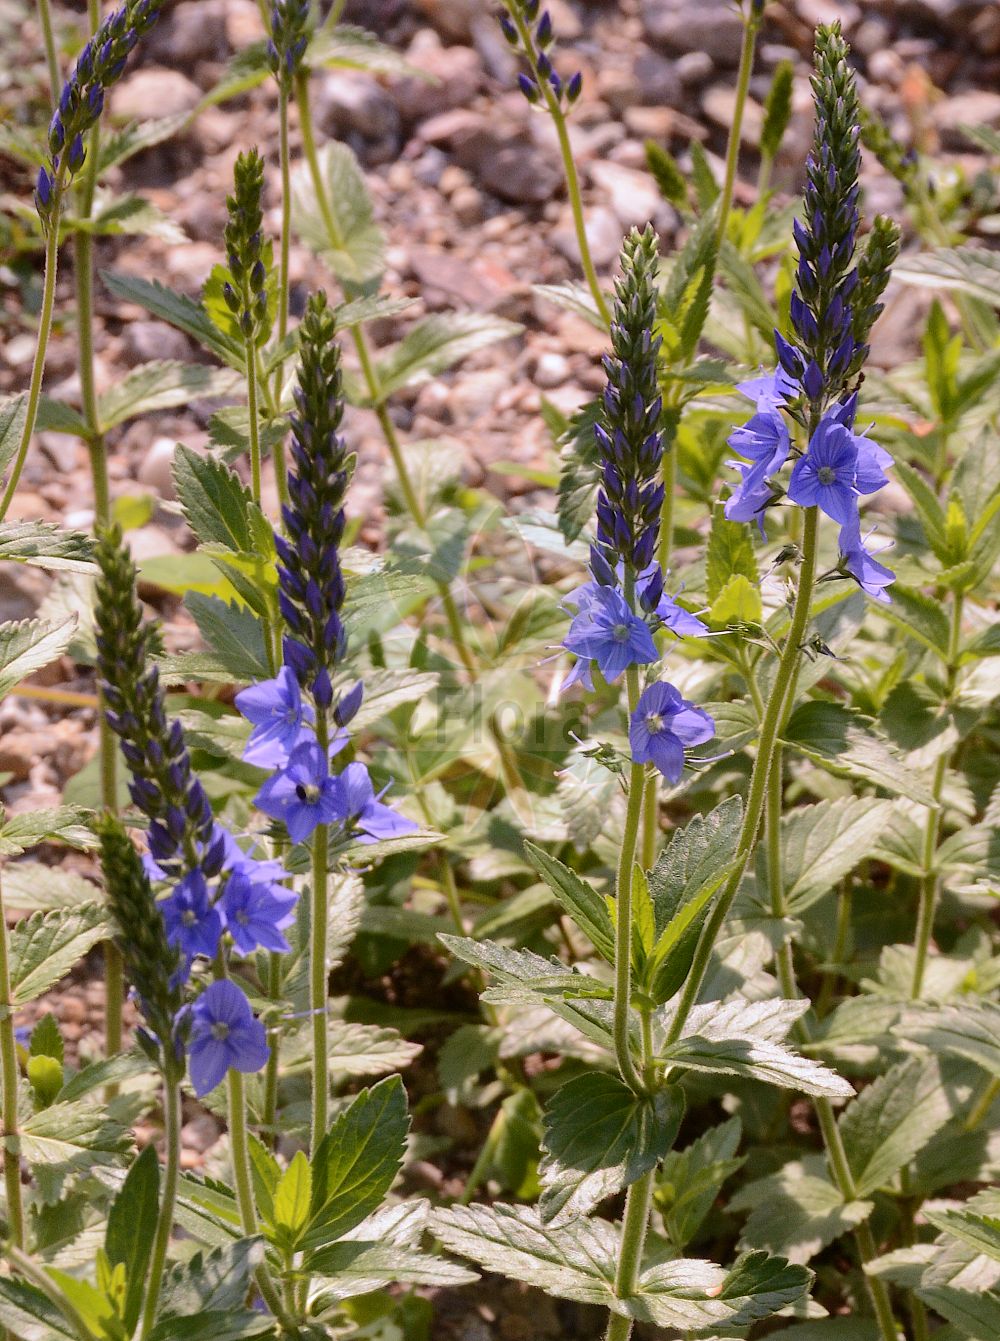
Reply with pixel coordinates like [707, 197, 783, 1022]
[1, 1, 998, 1319]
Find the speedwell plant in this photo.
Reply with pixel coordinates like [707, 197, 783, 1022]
[1, 3, 999, 1341]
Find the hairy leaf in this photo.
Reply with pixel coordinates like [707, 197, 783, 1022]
[10, 904, 111, 1004]
[838, 1056, 954, 1197]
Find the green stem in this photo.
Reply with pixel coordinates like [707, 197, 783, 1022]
[272, 89, 293, 403]
[503, 3, 609, 325]
[0, 870, 25, 1250]
[138, 1072, 182, 1340]
[294, 72, 476, 676]
[246, 338, 263, 505]
[911, 593, 963, 1000]
[605, 1169, 655, 1341]
[227, 1067, 289, 1321]
[665, 507, 819, 1047]
[716, 8, 760, 250]
[816, 876, 852, 1018]
[261, 949, 283, 1142]
[4, 1244, 93, 1341]
[0, 196, 63, 522]
[36, 0, 61, 109]
[310, 718, 330, 1153]
[965, 1076, 1000, 1132]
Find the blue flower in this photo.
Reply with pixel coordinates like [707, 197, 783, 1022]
[786, 414, 861, 525]
[187, 980, 269, 1097]
[628, 682, 715, 782]
[255, 739, 341, 844]
[220, 870, 298, 955]
[838, 516, 894, 603]
[563, 585, 657, 684]
[160, 870, 224, 964]
[332, 762, 418, 844]
[235, 666, 315, 768]
[737, 368, 799, 406]
[725, 401, 792, 535]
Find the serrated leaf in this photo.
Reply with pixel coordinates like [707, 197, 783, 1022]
[97, 114, 190, 173]
[292, 141, 384, 288]
[539, 1072, 684, 1225]
[659, 997, 854, 1098]
[0, 1279, 78, 1341]
[0, 617, 76, 700]
[0, 392, 27, 477]
[30, 1012, 64, 1064]
[97, 362, 241, 434]
[895, 245, 1000, 308]
[432, 1203, 618, 1307]
[173, 444, 270, 555]
[523, 842, 615, 962]
[304, 1075, 409, 1250]
[184, 594, 271, 682]
[838, 1056, 954, 1197]
[710, 573, 763, 625]
[78, 191, 186, 243]
[307, 23, 428, 76]
[20, 1099, 130, 1202]
[926, 1194, 1000, 1265]
[306, 1238, 477, 1292]
[896, 1001, 1000, 1080]
[730, 1157, 873, 1264]
[101, 270, 244, 369]
[781, 798, 897, 913]
[0, 521, 94, 572]
[656, 1117, 745, 1249]
[9, 904, 110, 1005]
[706, 503, 759, 603]
[0, 807, 96, 858]
[782, 700, 937, 804]
[636, 1250, 811, 1330]
[373, 314, 521, 404]
[155, 1238, 265, 1320]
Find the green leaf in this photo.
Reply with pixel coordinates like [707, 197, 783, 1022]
[660, 210, 718, 365]
[706, 503, 759, 603]
[539, 1072, 684, 1225]
[30, 1012, 64, 1065]
[97, 362, 241, 434]
[730, 1157, 873, 1264]
[0, 1279, 78, 1341]
[555, 399, 602, 543]
[173, 444, 270, 555]
[0, 617, 76, 700]
[523, 843, 615, 962]
[20, 1099, 130, 1202]
[106, 1145, 160, 1332]
[760, 59, 795, 160]
[0, 521, 95, 572]
[184, 594, 271, 683]
[895, 245, 1000, 308]
[659, 997, 854, 1098]
[645, 797, 743, 1003]
[0, 392, 27, 477]
[710, 573, 763, 626]
[270, 1150, 312, 1251]
[373, 314, 520, 405]
[157, 1238, 263, 1317]
[0, 807, 96, 858]
[645, 140, 688, 209]
[304, 1076, 410, 1250]
[292, 141, 385, 288]
[306, 1237, 477, 1292]
[78, 191, 186, 243]
[9, 904, 111, 1005]
[101, 270, 244, 369]
[882, 583, 954, 657]
[782, 700, 938, 804]
[97, 114, 190, 173]
[926, 1193, 1000, 1265]
[655, 1117, 745, 1249]
[780, 798, 897, 913]
[896, 1001, 1000, 1081]
[34, 397, 90, 436]
[432, 1203, 618, 1308]
[838, 1056, 954, 1197]
[307, 23, 428, 76]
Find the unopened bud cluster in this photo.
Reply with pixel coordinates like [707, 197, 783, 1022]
[221, 149, 272, 345]
[36, 0, 164, 218]
[267, 0, 310, 90]
[499, 1, 582, 109]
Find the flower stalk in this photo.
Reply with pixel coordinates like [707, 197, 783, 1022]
[0, 870, 25, 1251]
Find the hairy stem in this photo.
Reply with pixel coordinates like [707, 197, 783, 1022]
[0, 197, 63, 522]
[138, 1073, 182, 1340]
[716, 7, 760, 249]
[310, 715, 330, 1153]
[665, 506, 819, 1046]
[502, 2, 610, 326]
[227, 1067, 289, 1320]
[5, 1245, 93, 1341]
[0, 871, 25, 1251]
[35, 0, 61, 109]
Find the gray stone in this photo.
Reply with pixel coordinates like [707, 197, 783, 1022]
[137, 438, 179, 500]
[393, 38, 483, 123]
[933, 90, 1000, 148]
[640, 0, 744, 67]
[147, 0, 229, 66]
[448, 120, 562, 204]
[313, 71, 400, 154]
[634, 48, 683, 107]
[121, 321, 192, 368]
[110, 69, 202, 121]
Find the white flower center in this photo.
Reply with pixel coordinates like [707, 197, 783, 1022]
[645, 712, 665, 733]
[211, 1021, 230, 1041]
[817, 465, 836, 485]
